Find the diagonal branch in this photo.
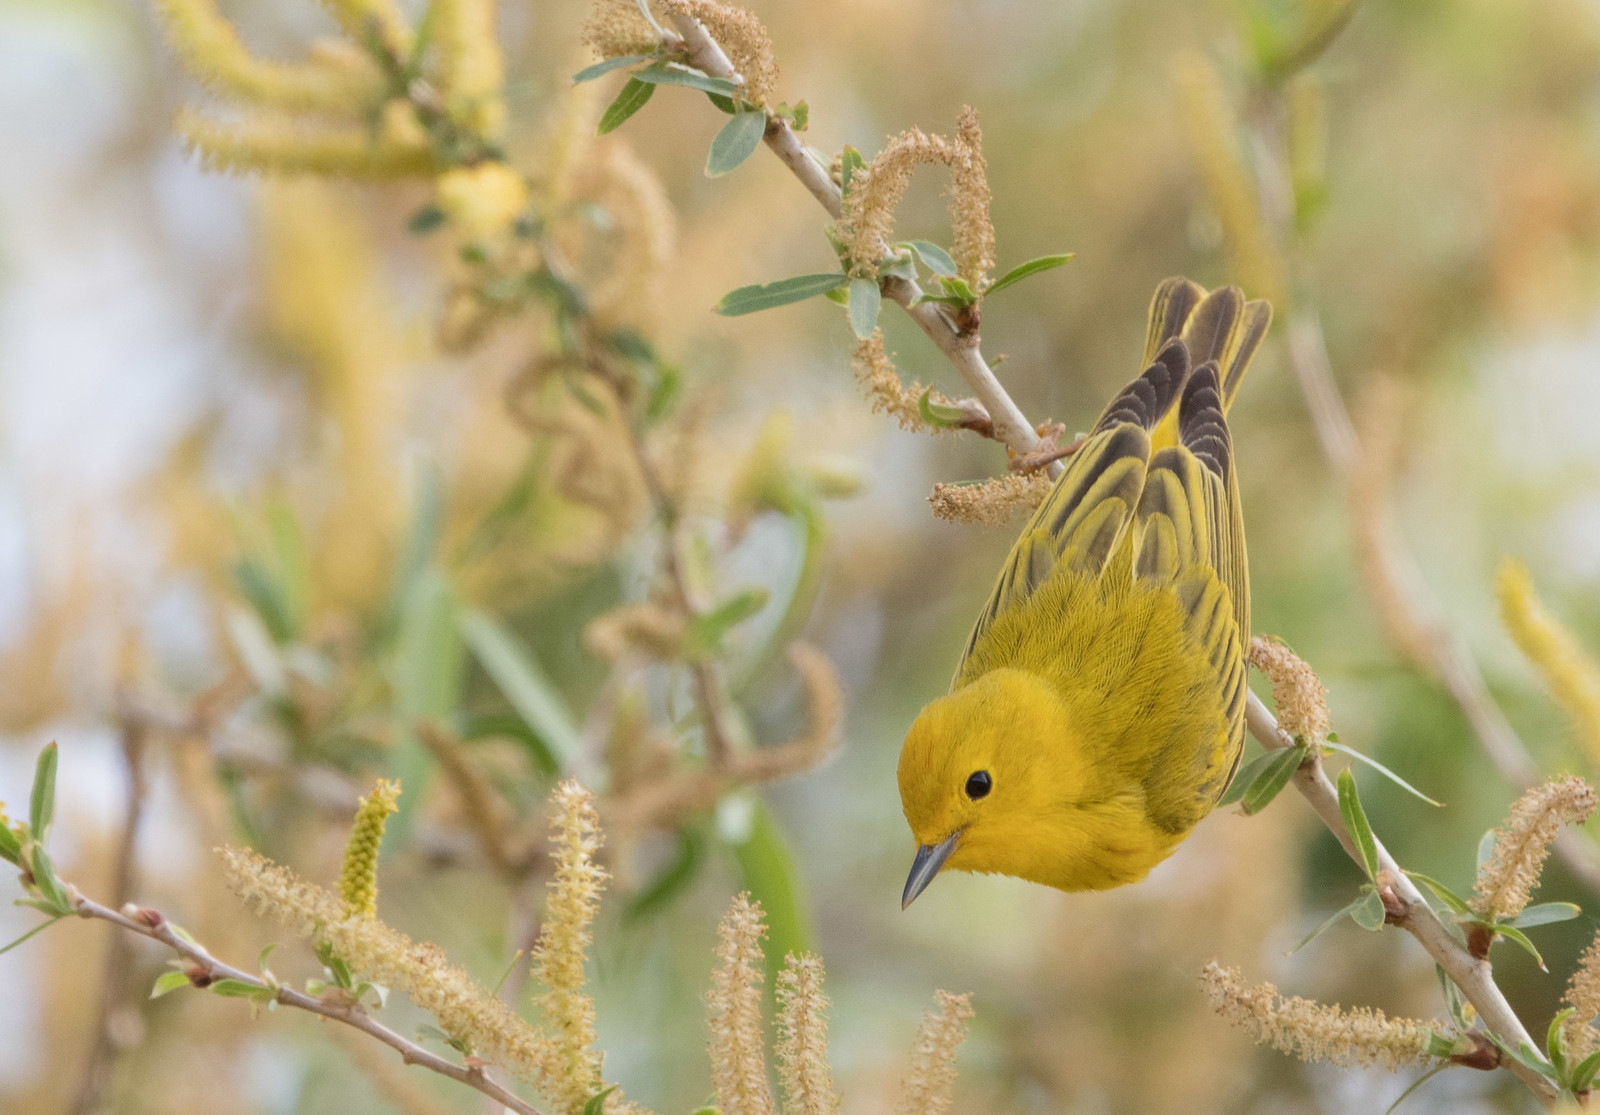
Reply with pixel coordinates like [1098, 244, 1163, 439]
[72, 896, 547, 1115]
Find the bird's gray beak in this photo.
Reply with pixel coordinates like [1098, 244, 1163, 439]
[901, 831, 961, 909]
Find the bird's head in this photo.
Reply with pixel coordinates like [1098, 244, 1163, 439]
[896, 667, 1088, 907]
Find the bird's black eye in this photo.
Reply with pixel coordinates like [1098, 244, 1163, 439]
[965, 770, 992, 800]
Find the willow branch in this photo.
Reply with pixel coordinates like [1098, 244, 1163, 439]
[1245, 693, 1558, 1105]
[665, 12, 1059, 477]
[72, 896, 546, 1115]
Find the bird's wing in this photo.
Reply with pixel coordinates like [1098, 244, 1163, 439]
[954, 340, 1190, 676]
[1132, 362, 1249, 806]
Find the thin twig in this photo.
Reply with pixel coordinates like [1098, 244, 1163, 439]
[72, 896, 547, 1115]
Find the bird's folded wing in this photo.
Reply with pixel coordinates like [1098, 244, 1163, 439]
[954, 340, 1190, 676]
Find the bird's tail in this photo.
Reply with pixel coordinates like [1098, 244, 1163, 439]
[1142, 277, 1272, 413]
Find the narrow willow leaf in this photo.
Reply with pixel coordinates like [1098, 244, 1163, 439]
[210, 978, 272, 1000]
[1240, 746, 1304, 814]
[706, 110, 767, 176]
[838, 146, 865, 196]
[29, 742, 57, 842]
[458, 608, 581, 771]
[715, 273, 846, 316]
[848, 277, 881, 339]
[706, 91, 738, 114]
[1323, 743, 1443, 806]
[984, 253, 1074, 296]
[1549, 1008, 1574, 1078]
[28, 845, 73, 915]
[624, 825, 707, 925]
[1435, 964, 1468, 1028]
[1336, 768, 1380, 880]
[632, 63, 739, 96]
[1350, 888, 1386, 930]
[917, 389, 969, 430]
[1289, 891, 1373, 953]
[0, 822, 21, 866]
[1384, 1064, 1449, 1115]
[903, 240, 958, 277]
[1404, 871, 1472, 915]
[935, 274, 977, 306]
[597, 78, 653, 135]
[573, 54, 653, 83]
[1496, 924, 1548, 971]
[0, 914, 65, 957]
[1572, 1049, 1600, 1092]
[689, 588, 771, 656]
[150, 970, 192, 999]
[584, 1087, 619, 1115]
[1511, 902, 1582, 929]
[1218, 749, 1278, 808]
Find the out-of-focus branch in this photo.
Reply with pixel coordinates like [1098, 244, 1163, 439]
[1244, 693, 1558, 1105]
[72, 896, 547, 1115]
[664, 12, 1060, 477]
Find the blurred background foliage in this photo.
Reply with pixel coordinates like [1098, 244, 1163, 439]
[2, 0, 1600, 1111]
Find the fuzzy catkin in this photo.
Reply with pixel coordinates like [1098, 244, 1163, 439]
[1499, 559, 1600, 770]
[1200, 962, 1433, 1071]
[929, 473, 1052, 526]
[775, 954, 840, 1115]
[338, 779, 400, 917]
[894, 990, 973, 1115]
[1248, 637, 1330, 743]
[852, 330, 956, 432]
[657, 0, 779, 105]
[1472, 775, 1595, 921]
[707, 893, 774, 1115]
[1564, 928, 1600, 1059]
[176, 107, 438, 178]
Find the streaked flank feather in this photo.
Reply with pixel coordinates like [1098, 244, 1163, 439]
[897, 278, 1270, 899]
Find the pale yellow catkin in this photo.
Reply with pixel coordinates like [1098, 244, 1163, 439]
[176, 108, 438, 178]
[928, 473, 1053, 527]
[1471, 775, 1596, 921]
[775, 954, 840, 1115]
[1499, 559, 1600, 770]
[657, 0, 778, 106]
[894, 990, 974, 1115]
[431, 0, 507, 136]
[337, 779, 400, 917]
[1563, 927, 1600, 1059]
[706, 893, 774, 1115]
[1200, 962, 1433, 1071]
[852, 330, 957, 432]
[1248, 636, 1330, 744]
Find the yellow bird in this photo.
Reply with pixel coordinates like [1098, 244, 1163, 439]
[898, 278, 1271, 906]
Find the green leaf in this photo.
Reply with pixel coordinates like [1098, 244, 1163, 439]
[1349, 888, 1386, 930]
[150, 970, 192, 999]
[0, 914, 65, 957]
[29, 742, 57, 843]
[1217, 749, 1278, 808]
[1336, 768, 1380, 880]
[714, 273, 846, 316]
[706, 110, 767, 176]
[1477, 829, 1497, 869]
[632, 63, 739, 96]
[706, 91, 738, 114]
[785, 101, 808, 130]
[983, 253, 1074, 297]
[406, 204, 446, 235]
[1571, 1048, 1600, 1092]
[1290, 891, 1376, 953]
[848, 277, 881, 339]
[584, 1085, 619, 1115]
[210, 978, 272, 1000]
[1384, 1064, 1449, 1115]
[1404, 871, 1472, 915]
[624, 825, 707, 925]
[1324, 742, 1443, 806]
[1435, 963, 1468, 1028]
[689, 589, 771, 657]
[0, 822, 21, 866]
[1240, 746, 1304, 815]
[386, 571, 465, 850]
[917, 389, 970, 430]
[1549, 1007, 1573, 1077]
[258, 943, 277, 973]
[597, 78, 654, 134]
[1495, 923, 1548, 971]
[838, 146, 865, 196]
[934, 274, 977, 306]
[458, 608, 582, 772]
[1503, 1039, 1556, 1081]
[902, 240, 958, 277]
[459, 712, 560, 777]
[721, 797, 811, 984]
[822, 286, 849, 306]
[573, 54, 654, 83]
[28, 845, 73, 915]
[644, 366, 682, 424]
[1511, 902, 1582, 930]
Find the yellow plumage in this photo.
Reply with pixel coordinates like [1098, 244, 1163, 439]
[897, 278, 1271, 903]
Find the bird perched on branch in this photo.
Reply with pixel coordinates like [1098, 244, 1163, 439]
[898, 278, 1270, 905]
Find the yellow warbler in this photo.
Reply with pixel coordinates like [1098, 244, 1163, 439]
[898, 278, 1270, 905]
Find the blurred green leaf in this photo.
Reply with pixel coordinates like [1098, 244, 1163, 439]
[387, 572, 465, 850]
[458, 608, 581, 771]
[1217, 748, 1276, 808]
[150, 970, 192, 999]
[1511, 902, 1582, 930]
[625, 825, 708, 925]
[848, 277, 880, 339]
[721, 798, 811, 983]
[632, 63, 738, 96]
[715, 274, 846, 316]
[598, 78, 654, 134]
[29, 742, 56, 844]
[0, 821, 20, 866]
[1240, 746, 1302, 814]
[573, 54, 654, 83]
[0, 914, 65, 957]
[1349, 889, 1385, 931]
[902, 240, 958, 277]
[406, 203, 446, 235]
[583, 1086, 619, 1115]
[707, 110, 767, 177]
[1336, 768, 1379, 880]
[984, 253, 1073, 297]
[1324, 742, 1442, 806]
[689, 589, 771, 658]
